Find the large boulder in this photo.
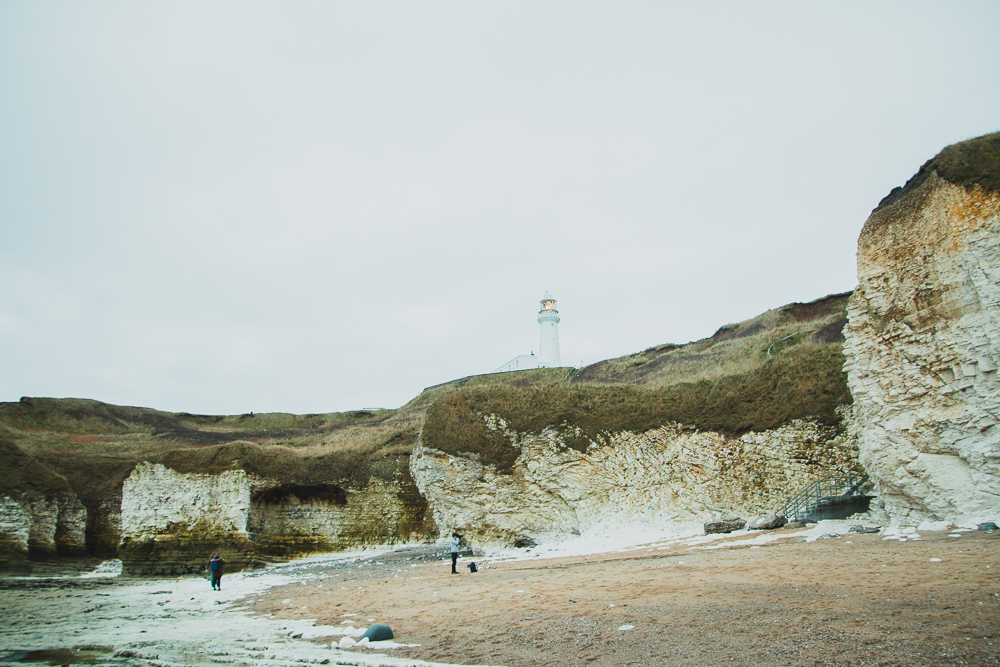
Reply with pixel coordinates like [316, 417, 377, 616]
[843, 132, 1000, 526]
[704, 517, 746, 534]
[361, 624, 394, 641]
[749, 515, 788, 530]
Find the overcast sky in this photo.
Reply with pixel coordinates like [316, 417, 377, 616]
[1, 2, 998, 415]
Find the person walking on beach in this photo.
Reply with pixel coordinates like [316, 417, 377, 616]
[450, 532, 462, 574]
[209, 553, 225, 591]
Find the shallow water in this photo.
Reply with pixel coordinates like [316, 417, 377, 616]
[0, 647, 106, 665]
[1, 524, 867, 666]
[0, 546, 492, 667]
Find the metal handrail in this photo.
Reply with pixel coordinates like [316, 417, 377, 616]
[777, 474, 869, 521]
[766, 328, 819, 358]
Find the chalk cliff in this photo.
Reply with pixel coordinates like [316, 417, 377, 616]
[0, 436, 89, 572]
[2, 289, 857, 570]
[0, 493, 87, 571]
[844, 132, 1000, 525]
[118, 455, 431, 575]
[412, 290, 857, 543]
[412, 412, 860, 543]
[0, 399, 440, 574]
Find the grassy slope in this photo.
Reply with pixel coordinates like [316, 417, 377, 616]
[0, 399, 396, 503]
[0, 434, 73, 499]
[1, 292, 851, 503]
[423, 292, 853, 471]
[878, 131, 1000, 210]
[570, 292, 850, 388]
[869, 131, 1000, 234]
[0, 369, 571, 506]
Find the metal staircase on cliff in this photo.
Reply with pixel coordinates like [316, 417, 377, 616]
[777, 474, 870, 522]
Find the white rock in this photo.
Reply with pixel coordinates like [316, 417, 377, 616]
[339, 637, 356, 649]
[119, 461, 417, 555]
[844, 172, 1000, 526]
[0, 492, 87, 557]
[121, 463, 250, 538]
[0, 496, 30, 557]
[918, 520, 952, 532]
[412, 414, 861, 542]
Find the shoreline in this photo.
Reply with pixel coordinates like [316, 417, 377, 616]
[0, 544, 487, 667]
[255, 522, 1000, 667]
[2, 523, 998, 666]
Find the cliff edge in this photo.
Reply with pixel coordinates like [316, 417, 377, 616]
[413, 295, 861, 544]
[844, 131, 1000, 525]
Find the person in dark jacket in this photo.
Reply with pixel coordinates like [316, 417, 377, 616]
[209, 553, 225, 591]
[450, 532, 462, 574]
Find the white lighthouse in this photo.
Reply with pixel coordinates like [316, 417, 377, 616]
[493, 292, 563, 373]
[537, 292, 561, 367]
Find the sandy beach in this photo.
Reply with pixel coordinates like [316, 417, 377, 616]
[253, 524, 1000, 667]
[2, 522, 998, 667]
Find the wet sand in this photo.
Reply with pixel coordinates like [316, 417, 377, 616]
[1, 526, 998, 667]
[254, 527, 1000, 667]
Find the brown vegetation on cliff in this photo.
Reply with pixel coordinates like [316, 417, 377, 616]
[1, 292, 856, 562]
[420, 292, 854, 474]
[424, 344, 851, 473]
[872, 131, 1000, 230]
[0, 367, 571, 561]
[0, 435, 73, 499]
[571, 292, 850, 388]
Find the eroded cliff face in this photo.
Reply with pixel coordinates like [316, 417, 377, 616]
[0, 497, 30, 570]
[119, 462, 433, 575]
[411, 411, 861, 543]
[118, 463, 253, 575]
[0, 493, 88, 571]
[844, 157, 1000, 524]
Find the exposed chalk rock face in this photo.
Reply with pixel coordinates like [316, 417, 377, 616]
[411, 412, 860, 544]
[0, 496, 30, 568]
[54, 495, 88, 555]
[87, 496, 123, 558]
[121, 463, 251, 538]
[120, 463, 257, 575]
[248, 480, 409, 557]
[844, 134, 1000, 525]
[0, 493, 87, 569]
[119, 462, 432, 574]
[23, 497, 61, 556]
[24, 494, 87, 556]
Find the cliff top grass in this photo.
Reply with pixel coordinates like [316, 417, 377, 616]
[931, 131, 1000, 194]
[423, 343, 851, 472]
[571, 292, 850, 389]
[0, 294, 851, 496]
[870, 131, 1000, 232]
[0, 368, 570, 502]
[0, 435, 73, 498]
[0, 397, 391, 438]
[881, 132, 1000, 209]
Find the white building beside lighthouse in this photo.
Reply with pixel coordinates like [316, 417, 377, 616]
[494, 292, 563, 373]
